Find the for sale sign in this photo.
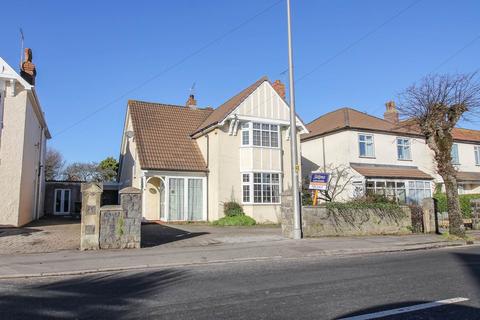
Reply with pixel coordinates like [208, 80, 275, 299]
[309, 172, 329, 190]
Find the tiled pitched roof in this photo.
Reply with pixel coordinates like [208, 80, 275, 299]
[457, 171, 480, 182]
[193, 76, 269, 134]
[128, 100, 213, 172]
[350, 163, 433, 180]
[302, 107, 480, 143]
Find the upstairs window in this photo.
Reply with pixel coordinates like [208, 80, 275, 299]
[475, 146, 480, 166]
[249, 123, 279, 147]
[397, 138, 412, 160]
[358, 134, 374, 158]
[241, 122, 250, 146]
[451, 143, 460, 164]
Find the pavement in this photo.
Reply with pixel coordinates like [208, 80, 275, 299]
[1, 245, 479, 319]
[0, 227, 473, 279]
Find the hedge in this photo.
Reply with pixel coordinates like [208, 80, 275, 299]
[433, 193, 480, 218]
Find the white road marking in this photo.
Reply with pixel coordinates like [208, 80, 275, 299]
[339, 297, 470, 320]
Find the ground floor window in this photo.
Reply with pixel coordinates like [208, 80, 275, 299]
[242, 172, 281, 204]
[145, 175, 205, 221]
[365, 179, 431, 204]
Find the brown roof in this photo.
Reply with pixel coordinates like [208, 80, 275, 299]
[457, 171, 480, 182]
[302, 107, 480, 143]
[350, 163, 433, 180]
[128, 100, 213, 172]
[194, 76, 268, 134]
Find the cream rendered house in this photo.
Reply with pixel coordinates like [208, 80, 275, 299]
[0, 56, 50, 227]
[301, 102, 480, 204]
[118, 77, 306, 223]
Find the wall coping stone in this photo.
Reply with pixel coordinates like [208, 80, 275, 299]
[119, 187, 141, 194]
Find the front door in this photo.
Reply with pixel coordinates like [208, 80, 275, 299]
[54, 189, 71, 215]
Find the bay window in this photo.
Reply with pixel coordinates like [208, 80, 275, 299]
[242, 172, 280, 204]
[242, 122, 279, 147]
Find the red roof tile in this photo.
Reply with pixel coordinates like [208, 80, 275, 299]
[351, 163, 433, 180]
[128, 100, 213, 172]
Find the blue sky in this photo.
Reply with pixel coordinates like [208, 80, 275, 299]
[1, 0, 479, 163]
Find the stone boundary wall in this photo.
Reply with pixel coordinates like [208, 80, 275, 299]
[281, 192, 413, 238]
[80, 184, 141, 250]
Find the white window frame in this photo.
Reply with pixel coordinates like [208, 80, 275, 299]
[241, 172, 281, 204]
[358, 133, 375, 158]
[396, 137, 412, 161]
[54, 189, 71, 214]
[475, 145, 480, 166]
[241, 121, 280, 149]
[365, 179, 431, 204]
[451, 143, 460, 164]
[143, 172, 207, 221]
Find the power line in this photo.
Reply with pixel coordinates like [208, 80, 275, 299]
[430, 33, 480, 73]
[284, 0, 424, 83]
[53, 0, 282, 138]
[370, 32, 480, 116]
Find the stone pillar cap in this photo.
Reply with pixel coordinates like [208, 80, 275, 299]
[81, 182, 103, 192]
[119, 187, 141, 194]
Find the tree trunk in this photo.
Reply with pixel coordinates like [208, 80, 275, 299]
[441, 173, 465, 237]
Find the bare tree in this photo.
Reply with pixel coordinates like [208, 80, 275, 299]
[315, 164, 355, 202]
[44, 148, 65, 181]
[63, 162, 102, 182]
[398, 72, 480, 237]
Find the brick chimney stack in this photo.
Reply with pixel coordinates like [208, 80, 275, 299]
[186, 94, 197, 109]
[272, 80, 286, 100]
[384, 101, 399, 124]
[20, 48, 36, 85]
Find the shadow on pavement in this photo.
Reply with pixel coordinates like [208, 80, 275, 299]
[141, 223, 209, 248]
[0, 269, 189, 319]
[335, 301, 480, 319]
[0, 227, 42, 238]
[0, 216, 79, 239]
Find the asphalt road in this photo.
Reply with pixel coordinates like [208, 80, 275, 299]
[0, 246, 479, 319]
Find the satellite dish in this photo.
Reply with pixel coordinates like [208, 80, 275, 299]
[126, 131, 134, 139]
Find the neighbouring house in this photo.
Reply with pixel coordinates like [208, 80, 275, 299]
[0, 50, 51, 227]
[301, 101, 480, 204]
[118, 77, 307, 223]
[44, 181, 119, 217]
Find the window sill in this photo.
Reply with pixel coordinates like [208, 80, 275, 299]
[359, 156, 376, 159]
[398, 158, 413, 162]
[242, 203, 281, 206]
[240, 145, 280, 150]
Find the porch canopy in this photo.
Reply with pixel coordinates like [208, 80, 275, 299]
[457, 171, 480, 183]
[350, 163, 433, 180]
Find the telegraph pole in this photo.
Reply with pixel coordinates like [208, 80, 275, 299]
[286, 0, 302, 239]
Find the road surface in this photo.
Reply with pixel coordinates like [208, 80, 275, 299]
[0, 246, 479, 319]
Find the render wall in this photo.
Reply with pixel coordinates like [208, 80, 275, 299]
[119, 110, 142, 189]
[0, 83, 27, 226]
[203, 124, 301, 223]
[17, 94, 44, 226]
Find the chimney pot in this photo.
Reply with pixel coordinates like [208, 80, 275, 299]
[186, 94, 197, 109]
[384, 100, 399, 124]
[272, 80, 286, 100]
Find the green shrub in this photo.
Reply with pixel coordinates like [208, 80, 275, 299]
[223, 201, 244, 217]
[212, 215, 256, 226]
[433, 193, 480, 218]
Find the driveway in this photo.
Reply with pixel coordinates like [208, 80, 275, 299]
[0, 217, 282, 254]
[0, 216, 80, 255]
